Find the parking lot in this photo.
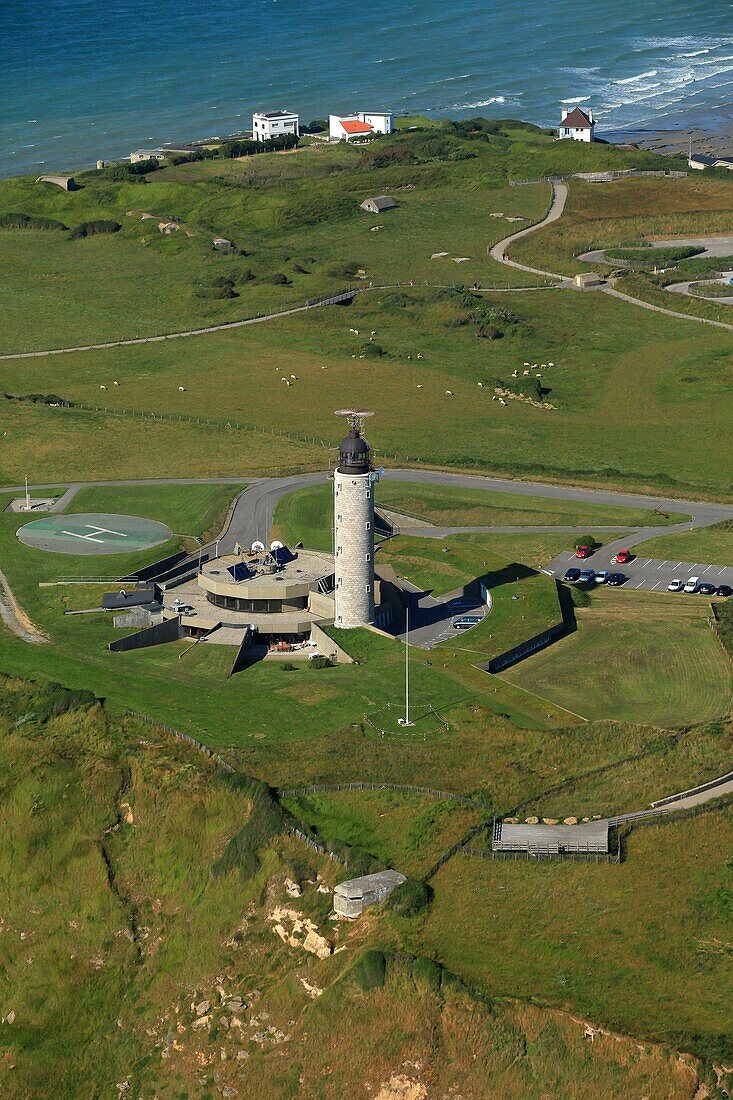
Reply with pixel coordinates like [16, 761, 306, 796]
[545, 549, 733, 594]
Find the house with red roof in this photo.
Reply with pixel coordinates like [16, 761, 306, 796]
[558, 106, 596, 142]
[329, 111, 394, 142]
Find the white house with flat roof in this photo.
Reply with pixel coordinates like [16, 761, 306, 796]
[558, 106, 595, 142]
[252, 110, 299, 142]
[329, 111, 394, 142]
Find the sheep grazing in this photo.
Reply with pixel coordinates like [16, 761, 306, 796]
[541, 363, 547, 368]
[548, 361, 555, 367]
[100, 385, 107, 391]
[113, 381, 120, 387]
[370, 330, 376, 337]
[416, 384, 423, 389]
[522, 370, 530, 376]
[290, 374, 297, 380]
[178, 386, 186, 392]
[416, 353, 423, 360]
[499, 398, 507, 406]
[492, 395, 497, 401]
[523, 362, 530, 367]
[512, 370, 519, 378]
[477, 381, 484, 387]
[444, 390, 453, 396]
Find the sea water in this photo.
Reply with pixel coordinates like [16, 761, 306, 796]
[2, 0, 732, 176]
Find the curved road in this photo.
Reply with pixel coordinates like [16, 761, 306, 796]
[492, 180, 733, 334]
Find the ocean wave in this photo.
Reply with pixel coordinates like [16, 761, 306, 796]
[615, 69, 658, 85]
[448, 96, 509, 109]
[680, 48, 711, 58]
[560, 95, 591, 103]
[429, 74, 471, 85]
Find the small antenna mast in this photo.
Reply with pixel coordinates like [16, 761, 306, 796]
[334, 408, 374, 434]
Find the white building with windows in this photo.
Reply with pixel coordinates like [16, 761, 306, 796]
[329, 111, 394, 142]
[558, 106, 595, 142]
[252, 110, 299, 143]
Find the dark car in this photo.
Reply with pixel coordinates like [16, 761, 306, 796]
[607, 572, 627, 586]
[715, 584, 732, 598]
[563, 567, 581, 582]
[698, 582, 717, 596]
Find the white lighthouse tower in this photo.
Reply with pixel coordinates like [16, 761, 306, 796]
[333, 410, 375, 628]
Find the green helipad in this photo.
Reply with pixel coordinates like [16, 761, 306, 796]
[17, 513, 173, 556]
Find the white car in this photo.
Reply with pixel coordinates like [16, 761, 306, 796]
[667, 579, 684, 592]
[594, 570, 609, 584]
[683, 576, 700, 593]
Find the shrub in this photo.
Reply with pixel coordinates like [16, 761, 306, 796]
[69, 219, 121, 240]
[195, 284, 238, 299]
[387, 878, 431, 917]
[476, 324, 502, 340]
[352, 949, 386, 991]
[308, 656, 333, 669]
[33, 682, 98, 724]
[211, 776, 283, 880]
[605, 245, 704, 265]
[279, 661, 297, 672]
[569, 585, 591, 608]
[3, 392, 71, 406]
[411, 955, 442, 990]
[713, 599, 733, 656]
[574, 535, 598, 551]
[269, 272, 291, 285]
[0, 212, 68, 231]
[361, 343, 384, 358]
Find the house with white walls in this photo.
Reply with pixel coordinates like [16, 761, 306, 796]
[329, 111, 394, 142]
[558, 106, 595, 142]
[252, 110, 299, 143]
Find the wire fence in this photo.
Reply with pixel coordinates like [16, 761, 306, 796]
[279, 780, 482, 805]
[47, 400, 426, 466]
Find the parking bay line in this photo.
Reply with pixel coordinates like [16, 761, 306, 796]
[656, 560, 667, 569]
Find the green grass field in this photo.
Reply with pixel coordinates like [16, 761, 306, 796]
[502, 588, 732, 725]
[3, 275, 731, 497]
[632, 519, 733, 565]
[272, 481, 686, 552]
[0, 681, 703, 1099]
[281, 788, 481, 877]
[419, 807, 733, 1057]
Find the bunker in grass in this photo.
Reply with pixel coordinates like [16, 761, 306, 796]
[17, 512, 172, 555]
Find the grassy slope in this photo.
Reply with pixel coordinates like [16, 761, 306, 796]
[502, 588, 732, 725]
[281, 789, 481, 877]
[632, 519, 733, 565]
[3, 280, 731, 496]
[0, 686, 704, 1100]
[420, 809, 733, 1055]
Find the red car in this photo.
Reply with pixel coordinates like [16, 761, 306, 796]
[575, 545, 593, 559]
[611, 549, 632, 565]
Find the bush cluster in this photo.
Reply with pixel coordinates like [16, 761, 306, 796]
[211, 775, 284, 880]
[3, 391, 71, 406]
[33, 682, 98, 724]
[605, 245, 704, 265]
[0, 211, 68, 231]
[69, 219, 121, 239]
[714, 599, 733, 656]
[387, 877, 431, 917]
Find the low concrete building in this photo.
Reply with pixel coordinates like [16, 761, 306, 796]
[558, 106, 596, 142]
[493, 820, 609, 856]
[333, 869, 406, 917]
[37, 174, 77, 191]
[252, 110, 299, 142]
[329, 112, 394, 142]
[689, 152, 733, 171]
[574, 271, 603, 289]
[360, 195, 398, 213]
